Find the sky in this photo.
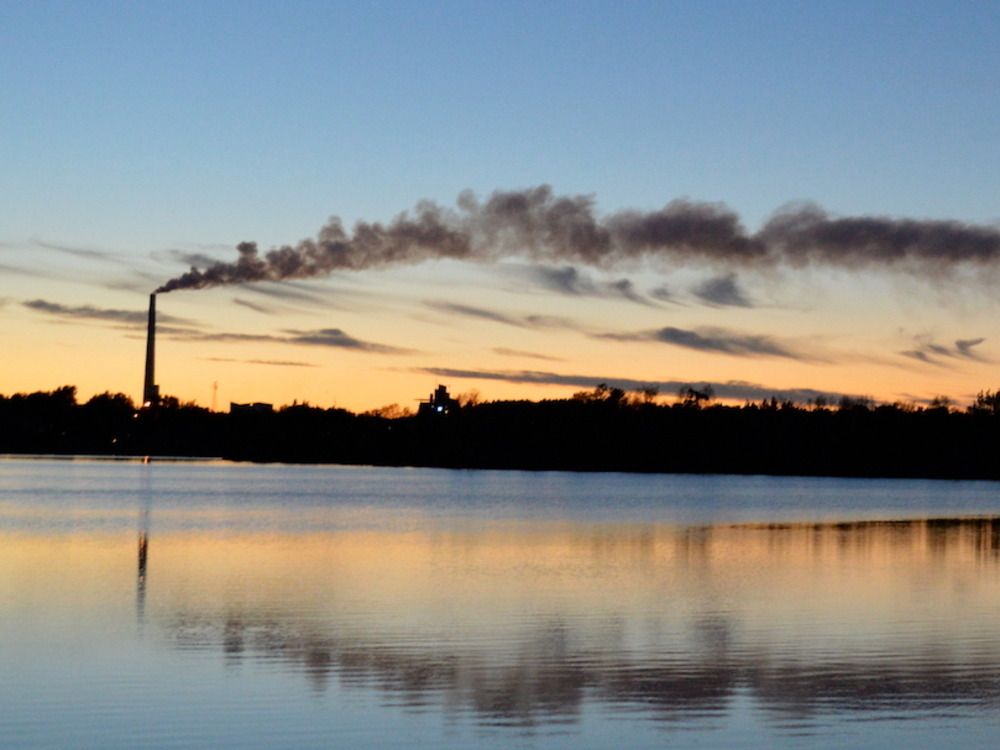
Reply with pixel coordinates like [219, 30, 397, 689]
[2, 0, 999, 411]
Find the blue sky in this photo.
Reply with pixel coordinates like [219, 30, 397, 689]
[4, 1, 997, 246]
[2, 1, 999, 409]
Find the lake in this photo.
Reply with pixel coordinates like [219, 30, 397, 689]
[2, 457, 1000, 749]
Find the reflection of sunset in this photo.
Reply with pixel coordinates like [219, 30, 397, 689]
[4, 494, 1000, 742]
[5, 519, 1000, 691]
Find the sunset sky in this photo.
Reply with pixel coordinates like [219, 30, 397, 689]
[2, 1, 998, 412]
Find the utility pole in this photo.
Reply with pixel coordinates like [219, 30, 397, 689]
[211, 381, 218, 412]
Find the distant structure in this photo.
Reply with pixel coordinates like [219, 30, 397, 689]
[142, 293, 160, 407]
[229, 402, 274, 415]
[418, 384, 457, 416]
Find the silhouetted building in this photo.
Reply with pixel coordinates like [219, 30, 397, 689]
[418, 384, 457, 416]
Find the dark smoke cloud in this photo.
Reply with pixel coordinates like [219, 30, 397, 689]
[413, 367, 861, 405]
[691, 273, 753, 307]
[154, 186, 1000, 293]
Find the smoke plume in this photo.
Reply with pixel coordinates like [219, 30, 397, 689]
[155, 186, 1000, 292]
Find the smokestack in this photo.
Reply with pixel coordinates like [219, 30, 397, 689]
[142, 293, 159, 407]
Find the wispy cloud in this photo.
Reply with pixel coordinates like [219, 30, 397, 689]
[522, 314, 584, 330]
[425, 300, 528, 327]
[598, 325, 812, 361]
[651, 326, 794, 357]
[159, 329, 278, 344]
[33, 238, 122, 262]
[163, 326, 411, 354]
[424, 300, 586, 331]
[23, 299, 190, 326]
[412, 367, 861, 404]
[648, 284, 678, 303]
[606, 278, 656, 306]
[0, 262, 71, 281]
[900, 336, 987, 366]
[956, 338, 987, 358]
[285, 328, 411, 354]
[200, 357, 318, 368]
[233, 297, 277, 314]
[154, 249, 228, 268]
[229, 279, 373, 313]
[240, 281, 331, 305]
[502, 264, 656, 306]
[493, 347, 563, 362]
[691, 273, 753, 307]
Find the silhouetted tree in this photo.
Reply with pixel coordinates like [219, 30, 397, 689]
[970, 389, 1000, 416]
[2, 385, 1000, 479]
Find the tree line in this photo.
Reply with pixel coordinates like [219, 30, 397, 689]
[1, 384, 999, 479]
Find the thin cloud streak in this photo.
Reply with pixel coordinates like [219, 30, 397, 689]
[162, 326, 412, 354]
[33, 239, 121, 262]
[233, 297, 277, 314]
[201, 356, 318, 368]
[0, 262, 74, 281]
[154, 249, 227, 268]
[502, 264, 656, 306]
[286, 328, 411, 354]
[493, 347, 564, 362]
[424, 300, 588, 331]
[23, 299, 191, 326]
[598, 325, 813, 361]
[424, 300, 528, 328]
[899, 336, 987, 366]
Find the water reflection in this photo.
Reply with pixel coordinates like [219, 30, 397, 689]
[138, 517, 1000, 728]
[6, 462, 1000, 747]
[136, 465, 152, 630]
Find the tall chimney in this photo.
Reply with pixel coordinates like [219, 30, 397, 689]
[142, 293, 160, 407]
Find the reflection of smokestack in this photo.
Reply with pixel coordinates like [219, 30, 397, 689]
[143, 293, 159, 407]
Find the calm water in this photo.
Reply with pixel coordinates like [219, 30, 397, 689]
[3, 457, 1000, 749]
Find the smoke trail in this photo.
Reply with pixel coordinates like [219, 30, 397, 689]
[155, 186, 1000, 292]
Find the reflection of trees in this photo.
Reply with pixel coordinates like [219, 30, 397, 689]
[153, 517, 1000, 727]
[740, 517, 1000, 560]
[164, 608, 1000, 725]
